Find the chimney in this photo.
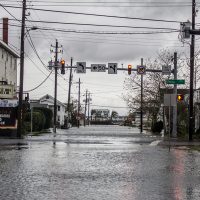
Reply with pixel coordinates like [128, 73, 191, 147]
[3, 18, 8, 44]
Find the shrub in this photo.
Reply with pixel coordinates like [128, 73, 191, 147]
[151, 121, 163, 134]
[24, 111, 46, 132]
[34, 107, 53, 129]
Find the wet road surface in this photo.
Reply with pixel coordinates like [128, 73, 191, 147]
[0, 125, 200, 200]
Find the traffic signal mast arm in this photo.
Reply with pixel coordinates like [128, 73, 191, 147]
[48, 64, 165, 73]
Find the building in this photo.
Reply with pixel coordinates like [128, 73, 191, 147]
[91, 109, 110, 121]
[0, 18, 19, 137]
[0, 18, 19, 99]
[30, 94, 67, 127]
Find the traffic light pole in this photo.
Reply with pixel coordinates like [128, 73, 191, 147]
[84, 90, 88, 126]
[189, 0, 195, 141]
[140, 58, 143, 134]
[67, 57, 73, 128]
[53, 40, 58, 134]
[77, 78, 81, 128]
[172, 52, 177, 137]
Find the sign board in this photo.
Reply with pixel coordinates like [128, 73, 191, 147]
[0, 85, 14, 99]
[76, 62, 86, 73]
[166, 79, 185, 84]
[162, 65, 171, 75]
[108, 63, 118, 74]
[137, 65, 146, 75]
[91, 64, 106, 72]
[0, 107, 17, 127]
[164, 94, 176, 106]
[0, 99, 18, 107]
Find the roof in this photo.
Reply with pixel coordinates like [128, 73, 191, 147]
[0, 40, 19, 58]
[39, 94, 66, 107]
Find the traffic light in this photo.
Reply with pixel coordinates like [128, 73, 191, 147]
[177, 94, 184, 102]
[60, 59, 65, 74]
[128, 64, 132, 75]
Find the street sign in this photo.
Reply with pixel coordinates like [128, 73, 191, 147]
[108, 63, 118, 74]
[137, 65, 146, 75]
[164, 94, 176, 107]
[162, 65, 171, 75]
[76, 62, 86, 73]
[166, 79, 185, 84]
[91, 64, 106, 72]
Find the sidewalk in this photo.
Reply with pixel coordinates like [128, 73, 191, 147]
[158, 138, 200, 147]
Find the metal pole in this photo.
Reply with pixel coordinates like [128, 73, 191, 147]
[88, 92, 90, 125]
[31, 106, 33, 134]
[53, 40, 58, 134]
[172, 52, 177, 137]
[140, 58, 143, 134]
[84, 90, 88, 126]
[67, 57, 73, 128]
[77, 78, 81, 128]
[189, 0, 195, 141]
[17, 0, 26, 138]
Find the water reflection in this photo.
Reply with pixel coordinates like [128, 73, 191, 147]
[0, 126, 200, 200]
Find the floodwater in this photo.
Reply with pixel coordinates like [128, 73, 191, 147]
[0, 125, 200, 200]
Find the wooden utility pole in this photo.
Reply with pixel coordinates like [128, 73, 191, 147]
[17, 0, 27, 138]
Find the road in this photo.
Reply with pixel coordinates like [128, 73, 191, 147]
[0, 125, 200, 200]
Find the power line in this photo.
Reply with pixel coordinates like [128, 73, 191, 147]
[24, 70, 53, 92]
[1, 4, 181, 23]
[10, 19, 178, 31]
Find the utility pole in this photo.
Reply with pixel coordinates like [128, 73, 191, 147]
[189, 0, 195, 141]
[140, 58, 143, 134]
[84, 90, 88, 126]
[53, 40, 59, 134]
[17, 0, 26, 138]
[172, 52, 177, 137]
[88, 92, 90, 125]
[77, 78, 81, 128]
[67, 57, 73, 128]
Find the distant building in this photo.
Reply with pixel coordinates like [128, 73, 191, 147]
[30, 94, 67, 126]
[91, 109, 110, 121]
[0, 18, 19, 99]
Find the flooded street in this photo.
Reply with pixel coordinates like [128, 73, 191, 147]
[0, 125, 200, 200]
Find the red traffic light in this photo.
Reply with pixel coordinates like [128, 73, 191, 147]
[177, 94, 184, 101]
[128, 64, 132, 75]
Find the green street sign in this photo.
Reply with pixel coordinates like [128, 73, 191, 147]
[166, 79, 185, 84]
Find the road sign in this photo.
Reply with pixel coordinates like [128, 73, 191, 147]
[76, 62, 86, 73]
[164, 94, 176, 106]
[91, 64, 106, 72]
[108, 63, 118, 74]
[166, 79, 185, 84]
[162, 65, 171, 75]
[137, 65, 146, 75]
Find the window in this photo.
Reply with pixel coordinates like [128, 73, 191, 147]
[57, 105, 60, 111]
[10, 56, 12, 69]
[14, 59, 17, 70]
[57, 116, 60, 122]
[2, 50, 4, 59]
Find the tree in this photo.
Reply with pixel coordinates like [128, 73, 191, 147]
[123, 49, 183, 127]
[111, 110, 118, 121]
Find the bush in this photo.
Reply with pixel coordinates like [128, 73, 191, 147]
[151, 121, 163, 134]
[24, 111, 46, 132]
[34, 107, 53, 129]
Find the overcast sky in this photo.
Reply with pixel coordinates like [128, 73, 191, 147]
[0, 0, 199, 115]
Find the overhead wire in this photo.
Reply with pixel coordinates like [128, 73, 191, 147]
[1, 4, 181, 23]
